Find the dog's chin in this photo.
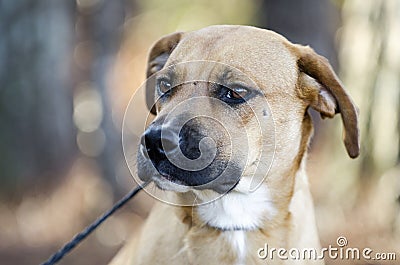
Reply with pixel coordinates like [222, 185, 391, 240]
[152, 177, 257, 205]
[152, 175, 192, 193]
[136, 159, 193, 193]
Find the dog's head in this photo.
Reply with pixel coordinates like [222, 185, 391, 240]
[137, 25, 359, 201]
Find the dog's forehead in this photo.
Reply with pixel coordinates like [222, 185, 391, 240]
[167, 25, 298, 93]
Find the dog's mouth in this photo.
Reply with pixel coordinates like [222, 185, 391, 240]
[151, 168, 241, 196]
[151, 172, 189, 190]
[151, 154, 228, 186]
[138, 140, 242, 194]
[143, 154, 243, 193]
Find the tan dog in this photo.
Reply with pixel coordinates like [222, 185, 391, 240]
[110, 25, 359, 265]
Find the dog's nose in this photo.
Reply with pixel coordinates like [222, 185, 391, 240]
[141, 127, 178, 163]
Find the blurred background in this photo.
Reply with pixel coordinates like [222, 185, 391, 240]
[0, 0, 399, 264]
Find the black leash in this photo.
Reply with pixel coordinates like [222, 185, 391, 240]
[40, 181, 150, 265]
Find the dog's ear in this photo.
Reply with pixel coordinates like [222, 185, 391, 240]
[292, 45, 360, 158]
[145, 32, 184, 115]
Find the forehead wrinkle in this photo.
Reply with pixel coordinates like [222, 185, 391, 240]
[220, 69, 234, 82]
[159, 63, 177, 79]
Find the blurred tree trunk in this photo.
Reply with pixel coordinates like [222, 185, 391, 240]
[0, 0, 137, 199]
[257, 0, 340, 68]
[0, 1, 76, 199]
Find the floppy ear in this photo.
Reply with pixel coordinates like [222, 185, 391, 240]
[145, 32, 184, 115]
[292, 45, 360, 158]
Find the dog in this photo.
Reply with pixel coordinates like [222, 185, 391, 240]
[110, 25, 359, 265]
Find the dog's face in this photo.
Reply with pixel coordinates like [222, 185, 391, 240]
[137, 25, 359, 201]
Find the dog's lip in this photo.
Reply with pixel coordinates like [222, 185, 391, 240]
[158, 171, 174, 181]
[152, 172, 189, 188]
[155, 169, 185, 183]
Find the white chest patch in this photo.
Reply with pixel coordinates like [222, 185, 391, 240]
[225, 231, 246, 265]
[195, 179, 276, 264]
[196, 180, 276, 231]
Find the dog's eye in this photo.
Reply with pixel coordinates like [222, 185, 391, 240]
[227, 87, 247, 99]
[220, 85, 248, 104]
[157, 79, 172, 94]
